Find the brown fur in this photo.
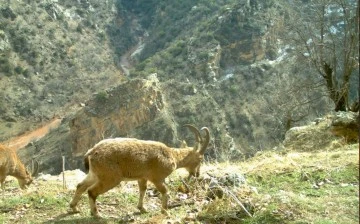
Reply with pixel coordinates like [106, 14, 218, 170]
[84, 156, 90, 172]
[0, 144, 38, 190]
[70, 125, 210, 217]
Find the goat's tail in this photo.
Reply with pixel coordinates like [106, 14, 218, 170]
[84, 155, 90, 172]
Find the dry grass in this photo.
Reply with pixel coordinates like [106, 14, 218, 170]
[0, 143, 358, 223]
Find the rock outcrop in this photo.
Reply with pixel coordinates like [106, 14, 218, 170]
[283, 112, 359, 151]
[330, 111, 359, 143]
[70, 74, 164, 156]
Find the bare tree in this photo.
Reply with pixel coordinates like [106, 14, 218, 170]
[285, 0, 359, 111]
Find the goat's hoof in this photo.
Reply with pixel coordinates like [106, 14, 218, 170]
[69, 204, 78, 213]
[68, 210, 80, 215]
[161, 209, 169, 216]
[138, 207, 147, 213]
[91, 212, 101, 218]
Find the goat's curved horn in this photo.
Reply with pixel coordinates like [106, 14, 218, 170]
[31, 160, 39, 177]
[183, 124, 202, 146]
[198, 127, 210, 155]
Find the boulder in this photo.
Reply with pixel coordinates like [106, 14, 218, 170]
[330, 111, 359, 143]
[69, 74, 164, 156]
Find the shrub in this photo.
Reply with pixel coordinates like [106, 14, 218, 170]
[14, 66, 24, 74]
[76, 23, 83, 33]
[22, 68, 30, 77]
[0, 61, 14, 76]
[95, 91, 109, 102]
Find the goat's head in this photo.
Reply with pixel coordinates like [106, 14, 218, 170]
[18, 160, 39, 189]
[183, 124, 210, 178]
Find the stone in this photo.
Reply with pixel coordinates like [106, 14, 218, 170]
[70, 75, 164, 156]
[330, 111, 359, 143]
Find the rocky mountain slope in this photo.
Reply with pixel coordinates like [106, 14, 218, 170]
[0, 0, 358, 170]
[0, 0, 125, 139]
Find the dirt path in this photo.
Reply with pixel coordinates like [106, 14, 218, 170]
[1, 118, 62, 150]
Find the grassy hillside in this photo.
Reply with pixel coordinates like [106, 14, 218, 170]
[0, 142, 358, 223]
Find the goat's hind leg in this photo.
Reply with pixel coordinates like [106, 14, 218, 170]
[70, 174, 95, 213]
[137, 179, 147, 213]
[87, 179, 119, 217]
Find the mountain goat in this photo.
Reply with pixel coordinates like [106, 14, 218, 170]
[70, 124, 210, 217]
[0, 144, 39, 190]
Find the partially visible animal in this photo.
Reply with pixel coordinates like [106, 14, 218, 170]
[0, 144, 39, 189]
[70, 124, 210, 217]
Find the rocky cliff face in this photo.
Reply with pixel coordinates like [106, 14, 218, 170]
[70, 74, 164, 156]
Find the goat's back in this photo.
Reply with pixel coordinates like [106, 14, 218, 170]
[0, 145, 18, 174]
[86, 138, 176, 181]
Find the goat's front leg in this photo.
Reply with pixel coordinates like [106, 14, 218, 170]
[0, 175, 6, 190]
[153, 181, 169, 216]
[137, 179, 147, 213]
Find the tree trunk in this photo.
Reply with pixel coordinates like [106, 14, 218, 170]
[323, 62, 347, 111]
[335, 95, 347, 112]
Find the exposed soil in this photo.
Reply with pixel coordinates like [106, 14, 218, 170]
[1, 118, 62, 151]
